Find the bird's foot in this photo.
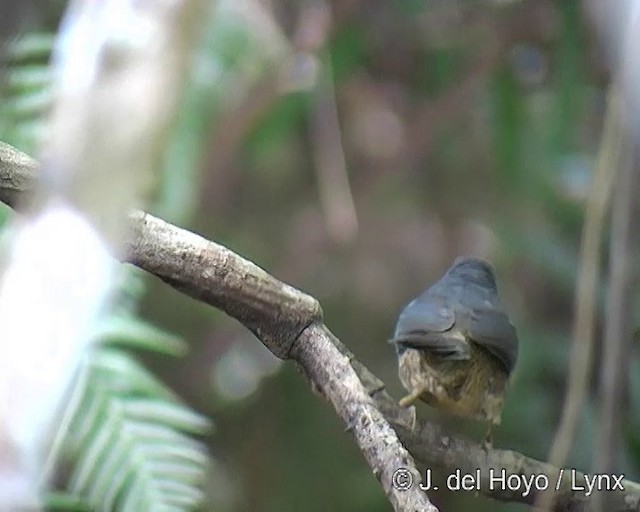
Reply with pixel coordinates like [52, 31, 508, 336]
[481, 424, 494, 453]
[398, 390, 422, 431]
[399, 388, 423, 408]
[407, 407, 417, 431]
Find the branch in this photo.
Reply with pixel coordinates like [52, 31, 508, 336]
[2, 141, 640, 511]
[127, 210, 322, 360]
[127, 210, 435, 511]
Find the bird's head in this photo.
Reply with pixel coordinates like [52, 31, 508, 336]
[446, 256, 498, 290]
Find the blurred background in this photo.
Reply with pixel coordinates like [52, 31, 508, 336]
[1, 0, 637, 511]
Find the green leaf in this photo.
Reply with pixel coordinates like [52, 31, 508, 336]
[122, 398, 211, 435]
[44, 492, 92, 512]
[61, 348, 210, 512]
[94, 316, 187, 356]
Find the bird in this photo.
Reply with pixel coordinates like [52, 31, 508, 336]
[388, 257, 518, 447]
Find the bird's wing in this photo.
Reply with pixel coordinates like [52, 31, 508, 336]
[389, 297, 470, 359]
[461, 307, 518, 373]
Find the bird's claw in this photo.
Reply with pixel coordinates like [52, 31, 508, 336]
[482, 424, 494, 453]
[399, 388, 423, 408]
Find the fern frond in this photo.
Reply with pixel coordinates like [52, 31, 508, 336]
[60, 344, 211, 512]
[5, 33, 56, 60]
[1, 32, 54, 152]
[44, 491, 92, 512]
[94, 315, 188, 357]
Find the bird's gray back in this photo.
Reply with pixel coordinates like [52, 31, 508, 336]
[393, 272, 518, 374]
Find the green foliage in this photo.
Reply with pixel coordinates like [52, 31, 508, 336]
[491, 63, 524, 186]
[549, 0, 585, 157]
[42, 311, 212, 512]
[0, 33, 53, 153]
[58, 326, 211, 512]
[95, 315, 188, 357]
[329, 25, 367, 82]
[44, 492, 92, 512]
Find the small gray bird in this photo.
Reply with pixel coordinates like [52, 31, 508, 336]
[389, 257, 518, 445]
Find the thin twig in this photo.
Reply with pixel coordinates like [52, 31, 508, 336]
[592, 13, 640, 511]
[310, 53, 358, 243]
[539, 86, 622, 511]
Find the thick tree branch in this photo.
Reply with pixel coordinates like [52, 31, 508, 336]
[127, 210, 436, 511]
[2, 141, 640, 511]
[127, 210, 322, 359]
[0, 142, 36, 209]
